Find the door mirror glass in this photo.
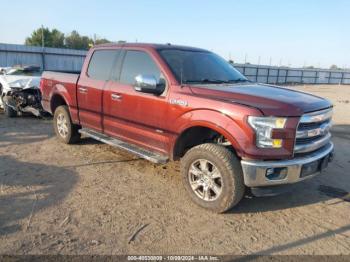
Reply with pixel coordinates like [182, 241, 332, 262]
[134, 74, 165, 95]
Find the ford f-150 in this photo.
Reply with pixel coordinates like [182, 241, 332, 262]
[40, 43, 334, 213]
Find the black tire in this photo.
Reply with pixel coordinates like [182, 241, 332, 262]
[181, 143, 245, 213]
[4, 104, 17, 118]
[53, 105, 81, 144]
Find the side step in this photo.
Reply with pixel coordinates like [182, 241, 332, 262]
[79, 128, 169, 164]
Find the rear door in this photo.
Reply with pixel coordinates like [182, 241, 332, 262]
[103, 49, 170, 153]
[77, 49, 120, 131]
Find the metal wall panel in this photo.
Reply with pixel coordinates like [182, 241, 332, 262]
[233, 63, 350, 85]
[1, 43, 349, 84]
[0, 43, 87, 71]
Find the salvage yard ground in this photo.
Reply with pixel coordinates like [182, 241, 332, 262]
[0, 85, 349, 255]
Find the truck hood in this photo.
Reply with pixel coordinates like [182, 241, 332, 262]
[189, 83, 332, 116]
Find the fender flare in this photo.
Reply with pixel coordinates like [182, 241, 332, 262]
[49, 83, 72, 112]
[172, 109, 250, 157]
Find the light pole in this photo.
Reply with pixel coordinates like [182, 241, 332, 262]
[41, 25, 44, 48]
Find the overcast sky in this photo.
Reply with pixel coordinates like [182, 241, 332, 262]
[0, 0, 349, 68]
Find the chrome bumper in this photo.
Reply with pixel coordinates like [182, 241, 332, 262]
[241, 142, 334, 187]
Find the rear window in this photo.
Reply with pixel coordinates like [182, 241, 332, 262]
[120, 51, 161, 85]
[87, 50, 120, 81]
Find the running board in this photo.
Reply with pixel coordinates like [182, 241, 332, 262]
[79, 128, 169, 164]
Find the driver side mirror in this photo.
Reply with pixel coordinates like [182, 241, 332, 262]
[134, 74, 165, 95]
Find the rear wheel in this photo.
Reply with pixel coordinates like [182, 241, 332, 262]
[53, 105, 81, 144]
[181, 143, 245, 213]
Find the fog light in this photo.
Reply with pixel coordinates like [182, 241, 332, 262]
[265, 167, 288, 180]
[272, 139, 283, 148]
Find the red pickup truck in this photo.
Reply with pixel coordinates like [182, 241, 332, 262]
[40, 43, 334, 213]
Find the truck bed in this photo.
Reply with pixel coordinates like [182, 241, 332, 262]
[40, 71, 80, 115]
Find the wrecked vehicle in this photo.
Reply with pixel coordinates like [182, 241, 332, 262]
[0, 65, 44, 117]
[0, 67, 11, 74]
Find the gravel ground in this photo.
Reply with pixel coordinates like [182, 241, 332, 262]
[0, 85, 349, 255]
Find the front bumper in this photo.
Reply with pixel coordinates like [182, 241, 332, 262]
[241, 142, 334, 188]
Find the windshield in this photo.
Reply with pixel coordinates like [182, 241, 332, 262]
[158, 49, 249, 84]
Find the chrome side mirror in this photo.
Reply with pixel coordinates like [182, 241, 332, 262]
[134, 74, 165, 95]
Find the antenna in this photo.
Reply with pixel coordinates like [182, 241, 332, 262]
[180, 67, 183, 87]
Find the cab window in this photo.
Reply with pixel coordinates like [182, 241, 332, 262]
[119, 51, 161, 85]
[87, 50, 120, 81]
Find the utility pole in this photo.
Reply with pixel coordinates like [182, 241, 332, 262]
[41, 25, 45, 70]
[41, 24, 44, 48]
[244, 53, 248, 64]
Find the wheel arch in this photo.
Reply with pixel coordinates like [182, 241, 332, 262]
[50, 93, 67, 114]
[172, 121, 243, 160]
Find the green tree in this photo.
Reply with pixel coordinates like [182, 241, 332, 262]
[94, 38, 111, 45]
[65, 30, 92, 50]
[25, 27, 112, 50]
[25, 27, 65, 48]
[330, 64, 339, 70]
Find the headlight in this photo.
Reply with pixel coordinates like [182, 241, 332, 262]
[248, 116, 287, 148]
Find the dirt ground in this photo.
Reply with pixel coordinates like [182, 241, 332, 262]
[0, 85, 349, 255]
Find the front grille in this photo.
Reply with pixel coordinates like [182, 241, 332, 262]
[296, 135, 324, 145]
[298, 119, 331, 130]
[294, 109, 333, 154]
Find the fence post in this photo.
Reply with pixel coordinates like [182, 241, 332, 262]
[315, 70, 318, 84]
[301, 69, 304, 84]
[341, 72, 345, 85]
[277, 67, 280, 84]
[41, 48, 46, 71]
[267, 67, 270, 84]
[328, 72, 331, 84]
[285, 69, 288, 84]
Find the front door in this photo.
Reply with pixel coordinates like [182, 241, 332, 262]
[103, 49, 170, 154]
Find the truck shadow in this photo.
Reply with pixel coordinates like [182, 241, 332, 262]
[0, 155, 77, 236]
[231, 181, 341, 214]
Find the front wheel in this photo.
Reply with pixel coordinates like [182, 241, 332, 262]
[181, 143, 245, 213]
[53, 105, 81, 144]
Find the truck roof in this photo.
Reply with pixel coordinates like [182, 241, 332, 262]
[93, 42, 208, 52]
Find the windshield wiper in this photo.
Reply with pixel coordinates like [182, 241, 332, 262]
[185, 79, 231, 84]
[224, 78, 251, 83]
[185, 78, 251, 84]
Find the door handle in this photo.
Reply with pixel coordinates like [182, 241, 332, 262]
[111, 93, 122, 101]
[78, 87, 88, 94]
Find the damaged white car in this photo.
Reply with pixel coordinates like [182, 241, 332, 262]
[0, 65, 45, 117]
